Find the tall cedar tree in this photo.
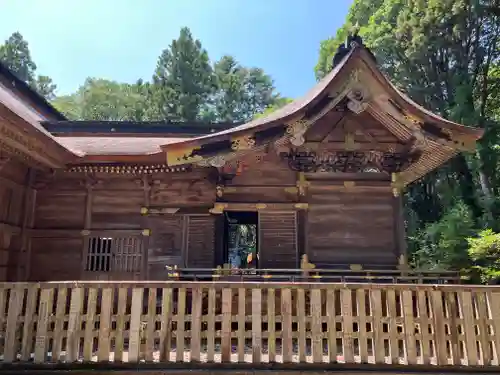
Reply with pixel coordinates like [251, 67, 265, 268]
[0, 32, 57, 100]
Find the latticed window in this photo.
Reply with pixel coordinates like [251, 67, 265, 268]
[85, 236, 143, 273]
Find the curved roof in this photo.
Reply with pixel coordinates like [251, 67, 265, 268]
[159, 46, 483, 153]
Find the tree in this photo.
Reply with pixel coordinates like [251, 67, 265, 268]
[150, 27, 215, 121]
[53, 78, 149, 121]
[0, 32, 57, 100]
[210, 55, 281, 122]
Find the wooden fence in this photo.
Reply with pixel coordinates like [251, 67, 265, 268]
[0, 281, 498, 367]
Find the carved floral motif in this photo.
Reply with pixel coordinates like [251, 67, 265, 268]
[281, 150, 421, 174]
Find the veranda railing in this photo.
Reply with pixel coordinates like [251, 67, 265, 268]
[0, 281, 498, 367]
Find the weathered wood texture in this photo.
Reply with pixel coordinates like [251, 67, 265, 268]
[0, 159, 30, 281]
[147, 216, 184, 279]
[26, 170, 218, 281]
[0, 281, 498, 367]
[306, 186, 396, 267]
[186, 215, 215, 268]
[259, 212, 298, 268]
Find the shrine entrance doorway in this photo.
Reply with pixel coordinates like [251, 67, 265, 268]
[223, 211, 258, 270]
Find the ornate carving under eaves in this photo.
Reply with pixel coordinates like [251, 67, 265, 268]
[391, 173, 405, 197]
[346, 87, 370, 114]
[208, 155, 226, 168]
[286, 119, 310, 147]
[281, 150, 421, 174]
[231, 135, 256, 151]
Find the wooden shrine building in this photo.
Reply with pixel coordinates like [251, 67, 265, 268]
[0, 41, 483, 282]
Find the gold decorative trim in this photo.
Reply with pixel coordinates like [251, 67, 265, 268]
[284, 186, 298, 195]
[343, 181, 356, 189]
[166, 146, 203, 166]
[142, 229, 151, 236]
[294, 203, 309, 210]
[296, 172, 310, 196]
[391, 172, 405, 197]
[231, 135, 256, 151]
[143, 207, 180, 215]
[344, 133, 358, 151]
[209, 203, 228, 214]
[255, 203, 268, 210]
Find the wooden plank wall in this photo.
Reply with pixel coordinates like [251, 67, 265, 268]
[307, 187, 396, 268]
[259, 211, 298, 268]
[28, 169, 217, 281]
[0, 159, 29, 281]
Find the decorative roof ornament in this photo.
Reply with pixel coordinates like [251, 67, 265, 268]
[332, 23, 376, 68]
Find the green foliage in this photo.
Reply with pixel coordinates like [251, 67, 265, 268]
[467, 230, 500, 284]
[52, 78, 150, 121]
[0, 32, 57, 100]
[149, 27, 215, 121]
[410, 202, 475, 271]
[210, 55, 280, 122]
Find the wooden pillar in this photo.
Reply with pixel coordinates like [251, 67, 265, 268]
[19, 168, 36, 281]
[393, 193, 408, 265]
[297, 210, 307, 268]
[214, 214, 225, 267]
[80, 175, 95, 277]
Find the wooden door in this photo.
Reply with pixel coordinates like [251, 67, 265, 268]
[258, 211, 298, 269]
[185, 215, 215, 268]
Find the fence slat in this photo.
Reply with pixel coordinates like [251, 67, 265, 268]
[476, 291, 491, 365]
[97, 287, 113, 362]
[4, 286, 23, 362]
[311, 288, 322, 363]
[190, 286, 202, 362]
[386, 289, 399, 364]
[114, 287, 127, 362]
[34, 288, 54, 363]
[370, 288, 385, 364]
[221, 288, 232, 363]
[237, 288, 245, 363]
[51, 287, 67, 362]
[175, 288, 186, 362]
[20, 286, 37, 361]
[205, 288, 215, 363]
[326, 288, 337, 363]
[281, 288, 293, 363]
[488, 292, 500, 366]
[341, 288, 354, 363]
[144, 287, 157, 362]
[402, 290, 417, 365]
[83, 288, 97, 362]
[297, 288, 306, 362]
[128, 287, 143, 362]
[252, 288, 262, 363]
[431, 290, 448, 365]
[416, 289, 432, 365]
[159, 288, 173, 362]
[267, 288, 276, 363]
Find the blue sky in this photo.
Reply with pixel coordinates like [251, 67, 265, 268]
[0, 0, 352, 98]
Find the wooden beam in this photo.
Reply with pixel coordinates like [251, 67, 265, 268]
[393, 194, 408, 266]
